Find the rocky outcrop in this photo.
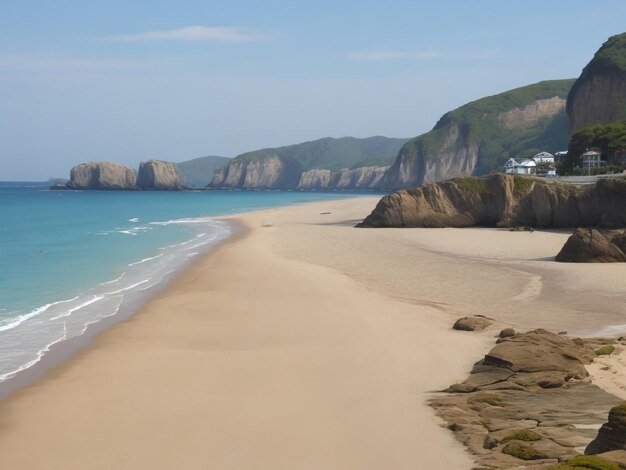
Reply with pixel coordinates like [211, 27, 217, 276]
[208, 136, 406, 190]
[358, 174, 626, 229]
[431, 330, 623, 468]
[586, 404, 626, 455]
[567, 33, 626, 133]
[136, 160, 185, 190]
[556, 228, 626, 263]
[55, 162, 137, 190]
[448, 329, 593, 393]
[210, 156, 302, 189]
[297, 169, 336, 190]
[296, 166, 388, 190]
[381, 80, 573, 190]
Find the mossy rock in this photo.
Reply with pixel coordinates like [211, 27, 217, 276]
[513, 175, 535, 195]
[453, 177, 488, 196]
[467, 393, 504, 407]
[501, 429, 542, 443]
[595, 346, 616, 356]
[502, 441, 548, 460]
[610, 402, 626, 417]
[547, 454, 621, 469]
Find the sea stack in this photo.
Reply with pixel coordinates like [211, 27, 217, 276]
[136, 159, 186, 190]
[56, 162, 137, 190]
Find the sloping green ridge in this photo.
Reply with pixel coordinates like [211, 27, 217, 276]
[402, 79, 576, 175]
[177, 156, 231, 187]
[232, 136, 409, 171]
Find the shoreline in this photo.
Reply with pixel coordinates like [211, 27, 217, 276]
[0, 196, 624, 468]
[0, 220, 246, 400]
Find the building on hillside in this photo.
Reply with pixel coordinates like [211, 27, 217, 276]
[532, 151, 555, 164]
[581, 148, 604, 170]
[504, 158, 536, 175]
[554, 151, 568, 160]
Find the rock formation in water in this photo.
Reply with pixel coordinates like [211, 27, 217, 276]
[54, 162, 137, 190]
[136, 160, 186, 190]
[381, 80, 574, 190]
[556, 228, 626, 263]
[358, 174, 626, 229]
[567, 33, 626, 133]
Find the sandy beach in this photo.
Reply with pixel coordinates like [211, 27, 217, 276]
[0, 196, 625, 469]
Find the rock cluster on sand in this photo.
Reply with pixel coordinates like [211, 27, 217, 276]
[357, 174, 626, 229]
[431, 325, 623, 468]
[52, 160, 185, 190]
[556, 228, 626, 263]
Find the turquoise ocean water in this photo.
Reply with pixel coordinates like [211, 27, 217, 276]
[0, 182, 370, 383]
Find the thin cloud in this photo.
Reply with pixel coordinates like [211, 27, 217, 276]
[106, 26, 272, 43]
[347, 50, 440, 62]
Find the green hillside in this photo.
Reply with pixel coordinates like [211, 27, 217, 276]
[233, 136, 409, 171]
[177, 156, 231, 187]
[403, 79, 575, 175]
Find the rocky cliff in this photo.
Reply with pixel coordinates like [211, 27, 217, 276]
[208, 136, 407, 190]
[57, 162, 137, 190]
[381, 80, 574, 190]
[136, 160, 185, 190]
[567, 33, 626, 133]
[358, 174, 626, 229]
[296, 166, 388, 190]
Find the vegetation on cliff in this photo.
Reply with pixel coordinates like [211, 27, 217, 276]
[421, 80, 574, 173]
[570, 33, 626, 92]
[232, 136, 408, 172]
[176, 156, 231, 187]
[564, 120, 626, 169]
[383, 80, 575, 189]
[567, 33, 626, 133]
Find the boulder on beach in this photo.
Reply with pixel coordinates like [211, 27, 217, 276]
[556, 228, 626, 263]
[453, 316, 493, 332]
[586, 404, 626, 455]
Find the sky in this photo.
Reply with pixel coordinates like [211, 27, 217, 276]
[2, 1, 626, 180]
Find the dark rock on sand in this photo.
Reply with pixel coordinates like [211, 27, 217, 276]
[499, 328, 516, 338]
[453, 316, 493, 332]
[586, 404, 626, 455]
[556, 228, 626, 263]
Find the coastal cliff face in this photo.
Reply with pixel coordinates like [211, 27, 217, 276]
[210, 155, 302, 189]
[358, 174, 626, 229]
[296, 166, 388, 190]
[567, 33, 626, 133]
[381, 80, 574, 190]
[208, 136, 407, 190]
[64, 162, 137, 190]
[136, 160, 185, 190]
